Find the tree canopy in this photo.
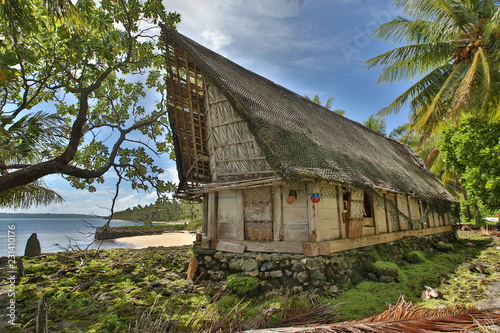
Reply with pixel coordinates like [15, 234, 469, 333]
[0, 0, 181, 208]
[367, 0, 500, 136]
[440, 119, 500, 212]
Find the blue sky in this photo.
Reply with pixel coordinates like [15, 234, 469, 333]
[4, 0, 416, 216]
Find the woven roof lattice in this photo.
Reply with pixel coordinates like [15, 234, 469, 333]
[160, 26, 456, 208]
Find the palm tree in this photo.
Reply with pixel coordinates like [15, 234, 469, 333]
[362, 114, 386, 134]
[366, 0, 500, 136]
[304, 94, 346, 116]
[0, 111, 65, 208]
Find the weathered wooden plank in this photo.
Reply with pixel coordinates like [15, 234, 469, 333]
[318, 242, 331, 255]
[444, 212, 451, 225]
[207, 191, 217, 241]
[244, 187, 273, 240]
[218, 223, 236, 239]
[283, 207, 308, 224]
[429, 211, 438, 227]
[216, 241, 246, 253]
[282, 188, 309, 242]
[363, 217, 375, 236]
[363, 226, 376, 236]
[347, 189, 364, 238]
[385, 193, 399, 232]
[397, 195, 410, 230]
[283, 224, 309, 242]
[337, 186, 346, 239]
[245, 222, 273, 240]
[303, 242, 319, 257]
[241, 241, 304, 254]
[317, 196, 340, 242]
[217, 190, 243, 240]
[235, 190, 244, 240]
[374, 194, 388, 234]
[273, 186, 283, 241]
[408, 197, 419, 220]
[328, 225, 453, 254]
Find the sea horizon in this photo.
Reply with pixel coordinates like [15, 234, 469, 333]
[0, 214, 144, 257]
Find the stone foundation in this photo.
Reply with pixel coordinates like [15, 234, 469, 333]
[194, 231, 457, 293]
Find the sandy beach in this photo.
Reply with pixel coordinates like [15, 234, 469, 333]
[113, 231, 196, 249]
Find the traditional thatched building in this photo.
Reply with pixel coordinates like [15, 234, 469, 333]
[160, 26, 456, 257]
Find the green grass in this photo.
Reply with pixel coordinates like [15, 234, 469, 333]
[2, 231, 498, 332]
[327, 232, 495, 322]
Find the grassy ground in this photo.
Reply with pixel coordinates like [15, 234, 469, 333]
[1, 231, 498, 332]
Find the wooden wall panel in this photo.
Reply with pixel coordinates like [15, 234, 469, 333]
[347, 189, 364, 238]
[430, 212, 438, 227]
[373, 192, 388, 234]
[244, 187, 273, 240]
[385, 194, 400, 232]
[282, 187, 309, 242]
[397, 195, 410, 230]
[217, 190, 243, 240]
[316, 196, 341, 241]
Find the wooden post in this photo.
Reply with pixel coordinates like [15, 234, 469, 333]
[307, 185, 317, 242]
[16, 257, 24, 283]
[235, 190, 245, 241]
[186, 256, 198, 282]
[207, 192, 218, 243]
[337, 186, 345, 239]
[36, 295, 48, 333]
[273, 186, 283, 241]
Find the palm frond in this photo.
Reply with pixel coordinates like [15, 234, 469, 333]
[452, 47, 490, 114]
[366, 42, 455, 84]
[373, 17, 459, 44]
[412, 70, 460, 132]
[1, 111, 67, 164]
[299, 297, 500, 333]
[324, 97, 335, 110]
[394, 0, 470, 30]
[376, 64, 452, 116]
[0, 182, 64, 208]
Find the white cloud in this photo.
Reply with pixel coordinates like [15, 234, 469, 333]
[200, 28, 232, 51]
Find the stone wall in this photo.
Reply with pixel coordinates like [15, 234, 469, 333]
[194, 231, 457, 294]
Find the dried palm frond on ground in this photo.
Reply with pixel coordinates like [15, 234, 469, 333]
[212, 293, 343, 333]
[298, 297, 500, 333]
[481, 226, 500, 237]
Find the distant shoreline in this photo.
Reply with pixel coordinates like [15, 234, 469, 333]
[0, 213, 105, 219]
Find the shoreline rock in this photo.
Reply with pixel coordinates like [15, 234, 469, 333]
[95, 225, 186, 240]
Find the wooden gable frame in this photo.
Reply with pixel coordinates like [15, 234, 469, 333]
[165, 39, 210, 189]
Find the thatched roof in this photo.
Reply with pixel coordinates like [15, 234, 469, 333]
[160, 26, 456, 208]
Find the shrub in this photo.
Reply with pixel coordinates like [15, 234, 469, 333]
[226, 274, 260, 295]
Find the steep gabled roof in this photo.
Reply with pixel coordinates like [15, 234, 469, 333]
[160, 26, 456, 208]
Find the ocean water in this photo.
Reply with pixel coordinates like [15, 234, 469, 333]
[0, 216, 143, 257]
